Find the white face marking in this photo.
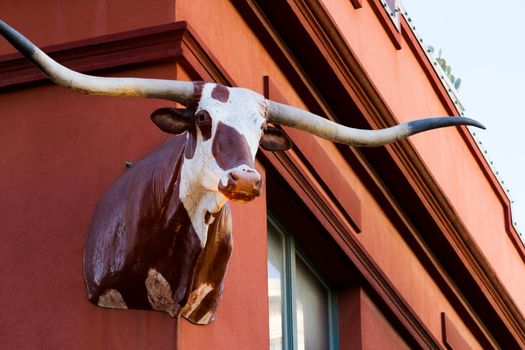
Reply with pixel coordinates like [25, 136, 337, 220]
[179, 84, 266, 246]
[180, 283, 214, 321]
[145, 268, 176, 317]
[97, 289, 127, 309]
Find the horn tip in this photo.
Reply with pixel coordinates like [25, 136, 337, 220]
[462, 117, 486, 130]
[0, 19, 36, 59]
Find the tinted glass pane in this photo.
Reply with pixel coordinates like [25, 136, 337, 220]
[268, 227, 284, 350]
[295, 255, 329, 350]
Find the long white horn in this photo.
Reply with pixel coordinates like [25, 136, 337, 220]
[266, 100, 485, 147]
[0, 20, 194, 105]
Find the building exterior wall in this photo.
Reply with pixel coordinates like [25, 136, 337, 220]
[0, 0, 523, 349]
[322, 0, 525, 312]
[0, 0, 175, 49]
[0, 64, 180, 349]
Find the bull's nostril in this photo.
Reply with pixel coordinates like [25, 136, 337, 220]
[220, 168, 263, 200]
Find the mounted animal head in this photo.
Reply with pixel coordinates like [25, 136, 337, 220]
[150, 83, 291, 202]
[0, 20, 485, 204]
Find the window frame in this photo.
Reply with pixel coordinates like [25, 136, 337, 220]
[268, 214, 340, 350]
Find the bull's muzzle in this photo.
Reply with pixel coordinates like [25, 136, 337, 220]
[219, 167, 262, 202]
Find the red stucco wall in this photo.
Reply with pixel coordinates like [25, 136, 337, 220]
[0, 64, 182, 349]
[322, 0, 525, 314]
[0, 0, 175, 54]
[0, 0, 520, 349]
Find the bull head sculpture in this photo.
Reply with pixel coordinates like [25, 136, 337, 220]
[0, 21, 485, 324]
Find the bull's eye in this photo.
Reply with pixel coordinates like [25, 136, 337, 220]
[195, 110, 212, 141]
[195, 110, 210, 124]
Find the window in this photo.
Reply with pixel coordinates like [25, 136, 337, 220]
[267, 216, 339, 350]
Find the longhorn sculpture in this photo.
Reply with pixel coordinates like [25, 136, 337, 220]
[0, 21, 485, 324]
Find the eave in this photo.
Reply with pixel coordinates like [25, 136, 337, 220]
[233, 0, 525, 348]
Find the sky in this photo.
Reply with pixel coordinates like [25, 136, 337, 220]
[400, 0, 525, 236]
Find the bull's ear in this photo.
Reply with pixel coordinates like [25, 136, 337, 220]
[260, 126, 292, 151]
[151, 107, 194, 134]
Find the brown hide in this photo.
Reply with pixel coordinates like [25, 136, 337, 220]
[83, 131, 229, 322]
[182, 203, 233, 324]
